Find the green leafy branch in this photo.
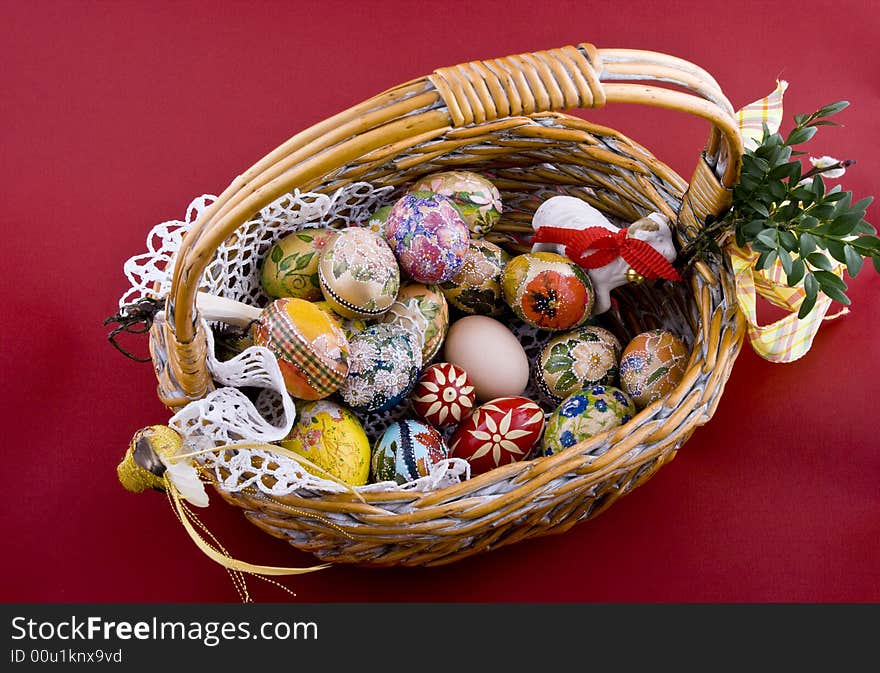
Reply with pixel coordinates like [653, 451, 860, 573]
[681, 101, 878, 318]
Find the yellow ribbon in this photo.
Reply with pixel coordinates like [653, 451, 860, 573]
[119, 426, 368, 601]
[727, 243, 848, 363]
[726, 80, 848, 362]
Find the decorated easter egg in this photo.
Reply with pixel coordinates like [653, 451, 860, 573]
[440, 238, 510, 316]
[619, 329, 689, 409]
[449, 396, 545, 475]
[443, 315, 529, 402]
[318, 226, 400, 319]
[411, 362, 476, 429]
[371, 419, 449, 485]
[378, 282, 449, 364]
[253, 298, 349, 400]
[279, 400, 371, 485]
[361, 204, 392, 234]
[536, 326, 623, 405]
[260, 228, 334, 301]
[541, 385, 636, 456]
[384, 192, 470, 284]
[410, 170, 503, 235]
[338, 323, 422, 413]
[311, 300, 367, 342]
[501, 252, 594, 331]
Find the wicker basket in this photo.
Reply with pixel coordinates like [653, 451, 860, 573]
[146, 43, 746, 567]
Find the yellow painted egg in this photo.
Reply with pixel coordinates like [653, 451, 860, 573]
[411, 170, 503, 235]
[260, 228, 334, 301]
[440, 238, 510, 316]
[318, 226, 400, 319]
[252, 298, 349, 400]
[379, 282, 449, 364]
[619, 329, 690, 409]
[501, 252, 594, 331]
[279, 400, 371, 486]
[312, 300, 367, 342]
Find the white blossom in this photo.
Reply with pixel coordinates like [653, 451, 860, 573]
[809, 155, 847, 178]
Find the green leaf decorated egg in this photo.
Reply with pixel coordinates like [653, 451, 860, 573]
[260, 228, 334, 301]
[536, 326, 622, 405]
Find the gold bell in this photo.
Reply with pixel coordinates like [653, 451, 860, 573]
[625, 267, 646, 285]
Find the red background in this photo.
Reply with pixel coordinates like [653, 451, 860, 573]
[2, 0, 878, 603]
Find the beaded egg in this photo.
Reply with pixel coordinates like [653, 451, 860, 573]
[260, 228, 334, 301]
[440, 238, 510, 316]
[384, 192, 470, 284]
[536, 325, 623, 405]
[252, 298, 349, 400]
[501, 252, 594, 331]
[317, 226, 400, 319]
[371, 419, 449, 485]
[279, 400, 371, 486]
[338, 323, 422, 413]
[540, 385, 636, 456]
[448, 396, 545, 475]
[411, 362, 476, 429]
[410, 170, 503, 235]
[378, 282, 449, 364]
[619, 329, 690, 409]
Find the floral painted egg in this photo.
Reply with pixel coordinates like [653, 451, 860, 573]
[279, 400, 371, 485]
[252, 298, 349, 400]
[540, 385, 636, 456]
[536, 325, 623, 405]
[378, 282, 449, 364]
[501, 252, 594, 331]
[440, 238, 510, 316]
[410, 170, 503, 235]
[448, 396, 545, 475]
[411, 362, 476, 429]
[371, 419, 449, 485]
[360, 204, 392, 234]
[384, 192, 470, 284]
[318, 226, 400, 319]
[312, 300, 367, 342]
[338, 323, 422, 413]
[260, 228, 334, 301]
[619, 329, 690, 409]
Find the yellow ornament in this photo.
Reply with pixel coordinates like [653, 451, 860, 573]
[279, 400, 371, 486]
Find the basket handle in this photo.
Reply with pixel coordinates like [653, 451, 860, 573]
[155, 43, 744, 406]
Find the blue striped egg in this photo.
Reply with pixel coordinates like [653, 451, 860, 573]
[371, 420, 449, 485]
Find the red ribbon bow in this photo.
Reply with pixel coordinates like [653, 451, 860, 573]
[531, 225, 681, 281]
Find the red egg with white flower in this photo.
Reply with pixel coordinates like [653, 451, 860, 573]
[411, 362, 475, 428]
[448, 396, 545, 475]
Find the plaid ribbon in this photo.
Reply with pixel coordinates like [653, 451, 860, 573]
[727, 80, 847, 363]
[736, 79, 788, 151]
